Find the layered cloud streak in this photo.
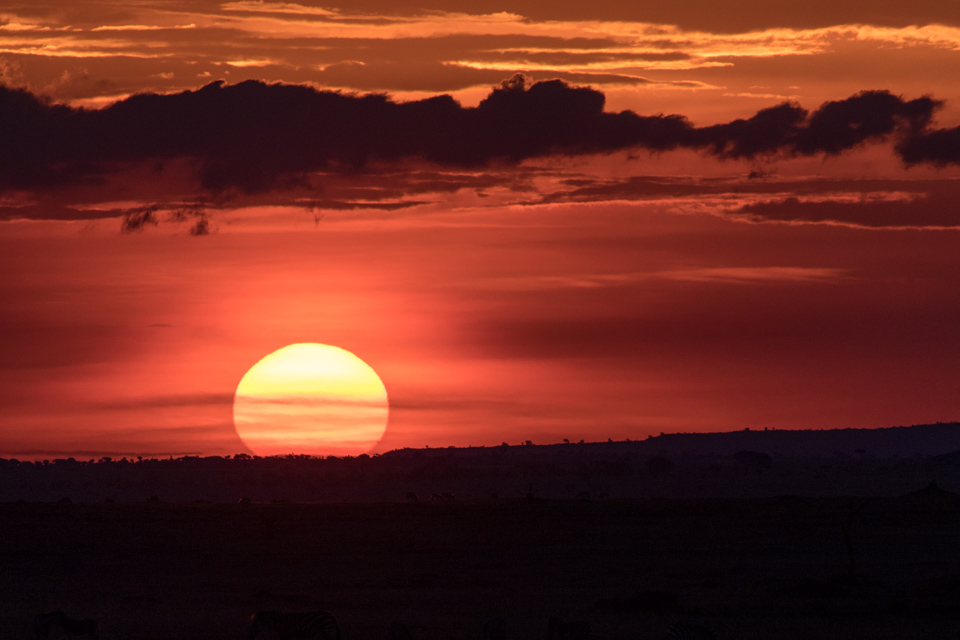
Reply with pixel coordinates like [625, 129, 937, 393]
[1, 77, 957, 198]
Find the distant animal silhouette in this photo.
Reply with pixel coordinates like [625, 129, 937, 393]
[387, 621, 412, 640]
[483, 617, 506, 640]
[547, 616, 590, 640]
[430, 492, 455, 501]
[249, 611, 340, 640]
[33, 611, 98, 639]
[664, 623, 717, 640]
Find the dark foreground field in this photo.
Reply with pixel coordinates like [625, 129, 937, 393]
[4, 496, 960, 640]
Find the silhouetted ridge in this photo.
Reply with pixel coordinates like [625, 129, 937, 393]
[0, 79, 955, 194]
[634, 422, 960, 458]
[2, 422, 960, 502]
[376, 422, 960, 459]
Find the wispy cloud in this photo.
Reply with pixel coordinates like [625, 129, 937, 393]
[90, 24, 196, 32]
[220, 1, 340, 17]
[476, 267, 847, 291]
[658, 266, 846, 283]
[2, 3, 959, 101]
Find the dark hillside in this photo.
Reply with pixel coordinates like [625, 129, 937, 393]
[630, 421, 960, 458]
[2, 423, 959, 503]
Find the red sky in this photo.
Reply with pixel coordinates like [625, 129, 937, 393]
[2, 0, 960, 459]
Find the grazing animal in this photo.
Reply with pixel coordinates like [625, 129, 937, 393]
[483, 618, 506, 640]
[664, 623, 717, 640]
[250, 611, 341, 640]
[387, 621, 412, 640]
[33, 611, 98, 639]
[547, 617, 590, 640]
[406, 492, 419, 502]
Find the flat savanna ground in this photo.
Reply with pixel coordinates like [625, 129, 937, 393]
[3, 497, 960, 640]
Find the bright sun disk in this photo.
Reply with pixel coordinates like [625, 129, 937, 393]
[233, 343, 389, 457]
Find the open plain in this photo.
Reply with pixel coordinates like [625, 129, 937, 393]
[4, 492, 960, 640]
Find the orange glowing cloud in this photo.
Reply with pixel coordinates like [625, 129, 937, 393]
[1, 0, 958, 122]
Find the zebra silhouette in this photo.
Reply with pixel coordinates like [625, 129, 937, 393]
[547, 617, 590, 640]
[665, 623, 717, 640]
[250, 611, 341, 640]
[33, 611, 98, 639]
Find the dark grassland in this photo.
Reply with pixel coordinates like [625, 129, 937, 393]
[3, 496, 960, 640]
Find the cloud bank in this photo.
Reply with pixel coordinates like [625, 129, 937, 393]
[0, 76, 955, 196]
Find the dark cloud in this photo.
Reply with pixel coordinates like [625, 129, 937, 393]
[540, 175, 956, 205]
[735, 192, 960, 228]
[898, 125, 960, 166]
[0, 203, 119, 222]
[695, 103, 808, 158]
[794, 91, 937, 155]
[538, 175, 960, 228]
[0, 78, 955, 197]
[188, 216, 210, 236]
[120, 205, 160, 233]
[695, 91, 938, 159]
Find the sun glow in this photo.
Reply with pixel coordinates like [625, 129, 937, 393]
[233, 343, 389, 457]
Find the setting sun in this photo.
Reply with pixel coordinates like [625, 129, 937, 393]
[233, 343, 389, 457]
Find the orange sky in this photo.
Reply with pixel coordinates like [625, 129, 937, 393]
[2, 1, 960, 459]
